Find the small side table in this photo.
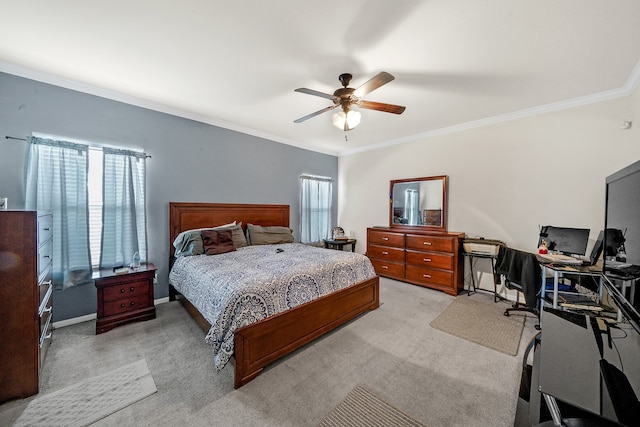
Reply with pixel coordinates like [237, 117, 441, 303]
[94, 263, 157, 334]
[323, 238, 357, 252]
[463, 252, 505, 302]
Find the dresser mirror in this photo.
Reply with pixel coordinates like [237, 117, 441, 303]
[389, 175, 448, 232]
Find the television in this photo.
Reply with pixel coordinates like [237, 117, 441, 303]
[538, 225, 590, 256]
[604, 159, 640, 311]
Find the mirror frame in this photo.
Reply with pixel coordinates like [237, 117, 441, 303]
[389, 175, 448, 233]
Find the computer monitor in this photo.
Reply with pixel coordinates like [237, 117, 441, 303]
[538, 225, 590, 256]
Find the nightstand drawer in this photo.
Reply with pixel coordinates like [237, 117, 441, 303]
[103, 295, 150, 317]
[103, 280, 151, 302]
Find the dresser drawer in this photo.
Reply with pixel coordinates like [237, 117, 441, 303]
[368, 230, 404, 248]
[103, 295, 150, 317]
[38, 238, 53, 278]
[39, 291, 53, 353]
[38, 214, 53, 247]
[406, 265, 453, 287]
[38, 277, 53, 309]
[406, 250, 453, 270]
[103, 280, 151, 302]
[406, 234, 454, 253]
[370, 258, 405, 278]
[367, 244, 404, 262]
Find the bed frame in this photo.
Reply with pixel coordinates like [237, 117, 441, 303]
[168, 202, 380, 388]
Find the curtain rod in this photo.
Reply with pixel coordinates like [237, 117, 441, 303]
[5, 135, 151, 158]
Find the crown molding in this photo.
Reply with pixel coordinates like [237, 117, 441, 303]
[0, 61, 339, 157]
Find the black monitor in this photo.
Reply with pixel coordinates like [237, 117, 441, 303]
[538, 225, 590, 256]
[604, 159, 640, 310]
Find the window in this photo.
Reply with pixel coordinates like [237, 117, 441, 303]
[299, 174, 333, 244]
[25, 136, 147, 288]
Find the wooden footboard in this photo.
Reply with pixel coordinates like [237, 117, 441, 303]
[234, 276, 379, 388]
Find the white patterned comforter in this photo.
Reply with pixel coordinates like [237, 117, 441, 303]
[169, 243, 376, 370]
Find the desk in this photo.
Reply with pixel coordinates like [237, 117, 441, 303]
[463, 252, 504, 302]
[323, 238, 356, 252]
[538, 258, 603, 310]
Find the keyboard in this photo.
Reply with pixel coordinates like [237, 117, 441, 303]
[607, 264, 640, 278]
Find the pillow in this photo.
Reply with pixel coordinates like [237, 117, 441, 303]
[246, 223, 294, 245]
[202, 229, 236, 255]
[229, 222, 248, 249]
[173, 222, 236, 256]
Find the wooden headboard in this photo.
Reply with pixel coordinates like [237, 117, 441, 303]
[168, 202, 290, 258]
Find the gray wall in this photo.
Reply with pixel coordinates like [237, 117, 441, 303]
[0, 72, 338, 321]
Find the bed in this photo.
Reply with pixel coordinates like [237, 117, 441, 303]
[168, 202, 380, 388]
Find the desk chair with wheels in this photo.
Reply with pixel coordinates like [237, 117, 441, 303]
[495, 246, 542, 328]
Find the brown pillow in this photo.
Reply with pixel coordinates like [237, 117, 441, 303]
[201, 229, 236, 255]
[246, 223, 294, 245]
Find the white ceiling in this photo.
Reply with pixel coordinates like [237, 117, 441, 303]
[2, 0, 640, 156]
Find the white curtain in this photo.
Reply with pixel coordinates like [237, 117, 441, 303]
[300, 174, 333, 244]
[100, 147, 147, 269]
[24, 137, 92, 289]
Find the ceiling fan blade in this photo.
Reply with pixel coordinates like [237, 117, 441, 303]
[294, 88, 338, 101]
[353, 71, 395, 97]
[358, 100, 406, 114]
[293, 104, 339, 123]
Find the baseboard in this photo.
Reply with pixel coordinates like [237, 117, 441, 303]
[53, 297, 170, 329]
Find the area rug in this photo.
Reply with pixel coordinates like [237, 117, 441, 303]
[430, 297, 525, 356]
[14, 359, 157, 427]
[319, 386, 426, 427]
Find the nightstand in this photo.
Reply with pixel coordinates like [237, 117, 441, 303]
[94, 263, 157, 334]
[323, 238, 357, 252]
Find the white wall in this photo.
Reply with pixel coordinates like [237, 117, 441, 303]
[338, 87, 640, 293]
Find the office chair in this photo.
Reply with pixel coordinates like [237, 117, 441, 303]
[495, 246, 542, 328]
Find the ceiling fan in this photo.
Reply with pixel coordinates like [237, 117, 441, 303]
[294, 71, 406, 132]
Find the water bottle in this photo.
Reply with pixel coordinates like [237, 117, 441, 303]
[132, 251, 141, 269]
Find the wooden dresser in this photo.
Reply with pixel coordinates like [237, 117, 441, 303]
[0, 210, 53, 401]
[367, 227, 464, 296]
[94, 263, 157, 334]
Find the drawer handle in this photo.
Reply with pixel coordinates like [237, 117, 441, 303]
[41, 306, 52, 314]
[43, 227, 51, 231]
[423, 258, 431, 262]
[120, 289, 126, 293]
[382, 237, 389, 241]
[423, 242, 432, 246]
[130, 287, 135, 292]
[130, 301, 136, 306]
[423, 274, 431, 278]
[382, 251, 389, 255]
[120, 303, 126, 308]
[43, 255, 51, 258]
[42, 280, 53, 286]
[381, 265, 389, 269]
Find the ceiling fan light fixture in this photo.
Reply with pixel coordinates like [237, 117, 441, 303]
[332, 109, 361, 131]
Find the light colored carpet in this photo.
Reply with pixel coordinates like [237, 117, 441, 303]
[13, 359, 157, 427]
[430, 297, 525, 355]
[320, 386, 426, 427]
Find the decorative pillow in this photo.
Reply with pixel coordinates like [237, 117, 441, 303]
[173, 222, 236, 256]
[202, 229, 236, 255]
[230, 222, 248, 249]
[246, 223, 294, 245]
